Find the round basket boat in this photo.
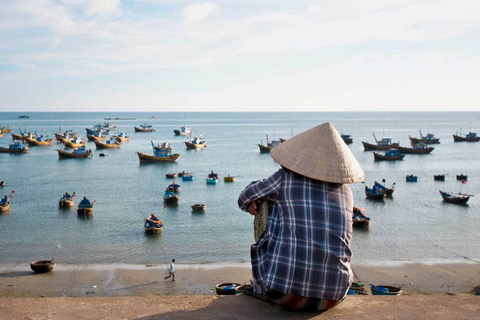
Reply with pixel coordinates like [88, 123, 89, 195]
[30, 260, 56, 273]
[215, 283, 241, 295]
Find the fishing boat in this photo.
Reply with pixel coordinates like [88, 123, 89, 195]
[57, 147, 92, 159]
[342, 134, 353, 144]
[77, 198, 94, 215]
[0, 127, 11, 133]
[373, 149, 405, 161]
[396, 143, 434, 154]
[144, 219, 163, 234]
[439, 190, 471, 204]
[0, 200, 10, 212]
[30, 260, 56, 273]
[94, 138, 121, 149]
[134, 124, 154, 132]
[101, 122, 116, 131]
[182, 174, 194, 181]
[112, 132, 129, 142]
[456, 174, 468, 181]
[166, 173, 177, 179]
[163, 190, 180, 204]
[19, 115, 30, 118]
[58, 192, 75, 208]
[434, 174, 446, 181]
[85, 124, 104, 136]
[258, 135, 281, 153]
[453, 131, 480, 142]
[191, 203, 206, 212]
[137, 142, 180, 163]
[23, 132, 54, 146]
[362, 133, 398, 151]
[365, 185, 385, 200]
[224, 176, 235, 182]
[0, 141, 29, 153]
[54, 132, 75, 144]
[206, 178, 218, 184]
[185, 136, 206, 150]
[174, 127, 191, 136]
[11, 133, 23, 140]
[167, 181, 181, 193]
[63, 137, 87, 148]
[87, 132, 106, 141]
[406, 175, 418, 182]
[353, 207, 370, 227]
[409, 130, 440, 144]
[374, 180, 395, 195]
[370, 284, 402, 296]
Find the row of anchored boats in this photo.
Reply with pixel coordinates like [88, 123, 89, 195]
[365, 176, 474, 204]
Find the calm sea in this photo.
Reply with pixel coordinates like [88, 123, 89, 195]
[0, 112, 479, 264]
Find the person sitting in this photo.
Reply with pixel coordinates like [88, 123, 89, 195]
[79, 196, 91, 206]
[0, 181, 5, 187]
[146, 213, 162, 228]
[0, 195, 8, 204]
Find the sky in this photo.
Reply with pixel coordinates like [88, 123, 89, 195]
[1, 0, 480, 112]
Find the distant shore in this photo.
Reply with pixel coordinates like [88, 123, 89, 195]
[1, 260, 479, 298]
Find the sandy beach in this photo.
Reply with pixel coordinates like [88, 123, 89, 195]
[1, 261, 479, 319]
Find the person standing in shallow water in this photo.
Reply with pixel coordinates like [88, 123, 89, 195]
[165, 259, 175, 281]
[237, 122, 365, 312]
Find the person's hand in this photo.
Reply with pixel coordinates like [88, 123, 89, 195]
[247, 201, 258, 216]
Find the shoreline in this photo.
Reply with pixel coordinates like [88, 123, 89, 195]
[1, 260, 479, 298]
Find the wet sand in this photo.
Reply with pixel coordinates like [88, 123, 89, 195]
[0, 261, 479, 319]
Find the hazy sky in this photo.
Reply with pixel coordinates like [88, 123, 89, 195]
[1, 0, 479, 112]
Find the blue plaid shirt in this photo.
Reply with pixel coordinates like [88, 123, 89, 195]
[238, 168, 354, 300]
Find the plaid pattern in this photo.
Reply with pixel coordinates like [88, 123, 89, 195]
[238, 168, 354, 300]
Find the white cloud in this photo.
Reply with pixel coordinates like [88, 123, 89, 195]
[84, 0, 121, 16]
[181, 2, 220, 24]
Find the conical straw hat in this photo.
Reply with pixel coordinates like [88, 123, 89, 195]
[270, 123, 365, 184]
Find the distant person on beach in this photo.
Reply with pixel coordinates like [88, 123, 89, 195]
[165, 259, 175, 281]
[238, 123, 364, 312]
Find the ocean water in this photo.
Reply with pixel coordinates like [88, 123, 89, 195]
[0, 112, 479, 264]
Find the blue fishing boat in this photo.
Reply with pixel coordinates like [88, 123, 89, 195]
[353, 207, 370, 227]
[57, 146, 92, 159]
[113, 132, 129, 142]
[174, 126, 191, 136]
[137, 142, 180, 163]
[362, 133, 398, 151]
[0, 141, 29, 154]
[85, 124, 104, 136]
[185, 136, 206, 149]
[373, 149, 405, 161]
[167, 181, 181, 193]
[374, 180, 395, 195]
[134, 124, 154, 132]
[163, 190, 179, 204]
[182, 174, 194, 181]
[439, 191, 471, 204]
[453, 131, 480, 142]
[206, 178, 218, 184]
[370, 284, 402, 295]
[365, 185, 385, 200]
[406, 175, 418, 182]
[341, 134, 353, 144]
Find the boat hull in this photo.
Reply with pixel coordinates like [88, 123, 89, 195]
[134, 127, 154, 132]
[137, 152, 179, 163]
[0, 146, 28, 153]
[94, 140, 121, 149]
[362, 141, 394, 151]
[434, 175, 445, 181]
[166, 173, 177, 179]
[258, 144, 272, 153]
[173, 130, 190, 136]
[191, 204, 206, 212]
[11, 133, 24, 140]
[64, 141, 87, 148]
[59, 199, 74, 208]
[224, 177, 235, 182]
[409, 136, 440, 144]
[185, 141, 206, 149]
[373, 152, 405, 161]
[77, 207, 93, 215]
[24, 137, 54, 146]
[396, 146, 434, 154]
[144, 226, 163, 234]
[113, 136, 129, 142]
[453, 134, 480, 142]
[0, 202, 10, 212]
[206, 178, 218, 184]
[87, 134, 105, 141]
[163, 196, 180, 204]
[30, 260, 56, 273]
[58, 149, 92, 158]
